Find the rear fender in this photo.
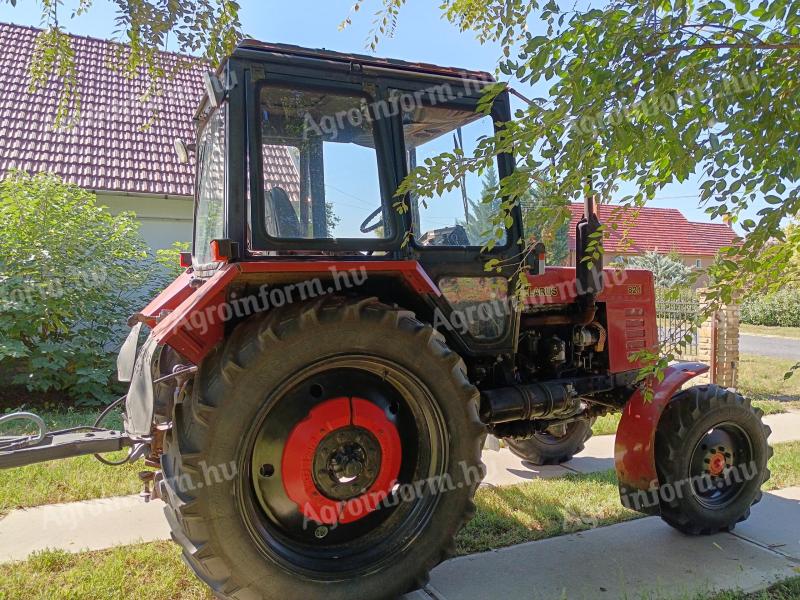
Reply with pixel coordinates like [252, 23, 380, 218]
[150, 260, 440, 365]
[614, 362, 710, 514]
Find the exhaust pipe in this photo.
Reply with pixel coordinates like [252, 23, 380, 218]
[480, 382, 582, 424]
[575, 193, 604, 297]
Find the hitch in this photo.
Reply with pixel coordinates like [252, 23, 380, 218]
[0, 413, 139, 470]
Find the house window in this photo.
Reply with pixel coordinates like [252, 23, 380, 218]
[695, 259, 702, 268]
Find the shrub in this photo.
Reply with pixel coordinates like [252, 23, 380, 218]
[741, 288, 800, 327]
[0, 171, 156, 404]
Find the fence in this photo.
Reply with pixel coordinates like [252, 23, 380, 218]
[656, 288, 701, 360]
[655, 288, 740, 388]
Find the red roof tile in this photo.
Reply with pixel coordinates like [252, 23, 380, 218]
[0, 22, 207, 197]
[566, 203, 739, 257]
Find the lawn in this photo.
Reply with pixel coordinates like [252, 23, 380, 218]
[738, 354, 800, 406]
[0, 408, 141, 516]
[740, 324, 800, 340]
[0, 542, 211, 600]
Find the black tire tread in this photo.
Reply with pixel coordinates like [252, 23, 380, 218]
[160, 296, 485, 600]
[655, 384, 772, 536]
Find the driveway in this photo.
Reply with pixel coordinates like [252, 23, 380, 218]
[740, 334, 800, 360]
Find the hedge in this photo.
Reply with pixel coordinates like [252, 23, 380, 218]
[741, 288, 800, 327]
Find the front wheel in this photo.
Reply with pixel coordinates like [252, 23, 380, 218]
[654, 385, 772, 535]
[161, 297, 485, 600]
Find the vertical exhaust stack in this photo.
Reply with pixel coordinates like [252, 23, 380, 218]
[575, 193, 604, 298]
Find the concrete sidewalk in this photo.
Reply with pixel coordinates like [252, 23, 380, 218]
[0, 494, 169, 563]
[406, 487, 800, 600]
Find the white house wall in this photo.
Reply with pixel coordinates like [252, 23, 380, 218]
[96, 193, 193, 251]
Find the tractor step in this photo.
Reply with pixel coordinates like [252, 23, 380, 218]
[0, 412, 134, 469]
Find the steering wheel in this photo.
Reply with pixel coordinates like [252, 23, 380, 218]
[360, 206, 384, 234]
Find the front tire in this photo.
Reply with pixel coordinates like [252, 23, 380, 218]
[161, 297, 485, 600]
[654, 385, 772, 535]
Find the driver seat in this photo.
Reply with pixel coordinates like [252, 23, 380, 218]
[267, 187, 302, 238]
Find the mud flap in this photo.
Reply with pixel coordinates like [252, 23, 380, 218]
[117, 322, 143, 383]
[124, 334, 163, 437]
[614, 362, 709, 515]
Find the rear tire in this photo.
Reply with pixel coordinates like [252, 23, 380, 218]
[655, 385, 772, 535]
[505, 418, 594, 465]
[161, 297, 485, 600]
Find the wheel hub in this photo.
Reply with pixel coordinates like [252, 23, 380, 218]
[281, 397, 402, 526]
[689, 423, 752, 508]
[313, 427, 382, 501]
[706, 449, 729, 477]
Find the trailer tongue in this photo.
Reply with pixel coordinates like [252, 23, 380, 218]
[0, 415, 132, 469]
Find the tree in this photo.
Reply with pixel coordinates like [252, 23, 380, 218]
[457, 167, 502, 245]
[521, 183, 570, 267]
[368, 1, 799, 305]
[458, 168, 570, 263]
[627, 251, 694, 288]
[13, 0, 242, 126]
[13, 0, 800, 371]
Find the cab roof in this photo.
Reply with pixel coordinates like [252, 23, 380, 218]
[234, 39, 496, 83]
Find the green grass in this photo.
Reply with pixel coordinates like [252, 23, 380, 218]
[763, 440, 800, 491]
[456, 469, 639, 554]
[593, 412, 621, 436]
[703, 577, 800, 599]
[738, 354, 800, 406]
[0, 542, 211, 600]
[0, 408, 141, 516]
[1, 441, 798, 599]
[741, 324, 800, 340]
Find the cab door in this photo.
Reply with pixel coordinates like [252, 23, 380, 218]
[389, 85, 525, 356]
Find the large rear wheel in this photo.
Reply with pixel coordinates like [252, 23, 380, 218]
[161, 297, 485, 600]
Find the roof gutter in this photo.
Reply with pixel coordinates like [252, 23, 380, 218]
[91, 189, 193, 201]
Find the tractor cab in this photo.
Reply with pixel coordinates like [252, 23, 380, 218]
[193, 40, 523, 276]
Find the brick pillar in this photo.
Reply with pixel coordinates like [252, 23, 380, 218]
[714, 301, 740, 388]
[694, 313, 714, 386]
[692, 295, 740, 388]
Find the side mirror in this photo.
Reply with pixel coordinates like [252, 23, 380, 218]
[174, 139, 196, 164]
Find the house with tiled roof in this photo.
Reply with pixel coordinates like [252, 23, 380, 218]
[566, 203, 739, 270]
[0, 21, 206, 249]
[0, 22, 305, 250]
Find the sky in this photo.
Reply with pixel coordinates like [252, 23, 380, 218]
[0, 0, 764, 236]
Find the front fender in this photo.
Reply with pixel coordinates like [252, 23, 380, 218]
[614, 362, 709, 514]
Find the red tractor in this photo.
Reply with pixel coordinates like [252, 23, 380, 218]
[0, 40, 771, 600]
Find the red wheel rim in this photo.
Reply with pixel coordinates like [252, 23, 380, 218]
[281, 397, 402, 525]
